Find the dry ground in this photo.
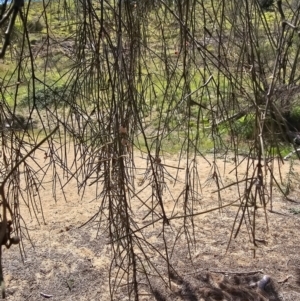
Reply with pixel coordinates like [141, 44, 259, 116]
[2, 148, 300, 301]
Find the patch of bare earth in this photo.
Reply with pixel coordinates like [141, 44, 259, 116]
[3, 149, 300, 301]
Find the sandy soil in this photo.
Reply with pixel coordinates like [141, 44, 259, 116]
[2, 148, 300, 301]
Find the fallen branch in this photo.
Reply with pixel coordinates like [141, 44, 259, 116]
[278, 275, 292, 284]
[40, 292, 53, 298]
[209, 269, 264, 275]
[267, 209, 288, 216]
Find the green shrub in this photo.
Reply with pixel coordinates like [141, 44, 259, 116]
[19, 85, 70, 109]
[233, 114, 256, 140]
[26, 19, 44, 33]
[258, 0, 274, 10]
[290, 106, 300, 121]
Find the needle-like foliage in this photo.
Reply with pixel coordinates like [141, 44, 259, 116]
[0, 0, 300, 299]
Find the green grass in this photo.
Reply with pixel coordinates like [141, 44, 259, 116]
[0, 0, 299, 156]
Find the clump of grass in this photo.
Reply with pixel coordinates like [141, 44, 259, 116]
[19, 85, 70, 109]
[289, 207, 300, 215]
[26, 19, 44, 33]
[232, 114, 256, 140]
